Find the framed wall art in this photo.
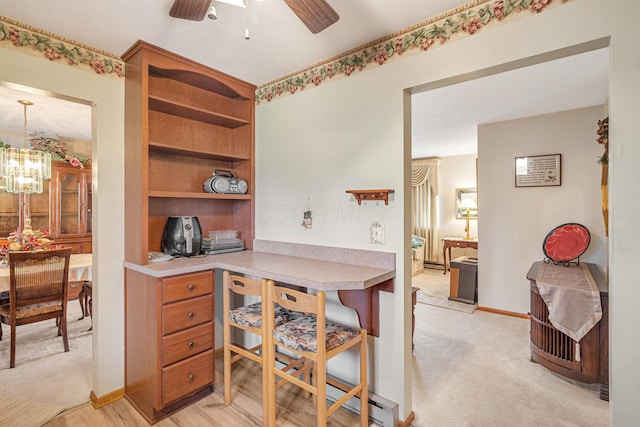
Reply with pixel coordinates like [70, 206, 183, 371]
[455, 188, 478, 219]
[515, 154, 561, 187]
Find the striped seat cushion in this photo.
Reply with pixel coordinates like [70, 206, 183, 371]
[272, 315, 360, 353]
[0, 301, 62, 319]
[229, 302, 300, 328]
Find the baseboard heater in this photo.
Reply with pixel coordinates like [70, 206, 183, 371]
[325, 374, 398, 427]
[274, 359, 398, 426]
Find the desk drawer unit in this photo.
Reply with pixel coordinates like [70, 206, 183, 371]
[124, 268, 215, 424]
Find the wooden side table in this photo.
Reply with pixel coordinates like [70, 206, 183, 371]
[442, 237, 478, 274]
[78, 281, 93, 331]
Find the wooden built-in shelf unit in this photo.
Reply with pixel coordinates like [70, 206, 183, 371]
[122, 40, 255, 423]
[123, 40, 256, 266]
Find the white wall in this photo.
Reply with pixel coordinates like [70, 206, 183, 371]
[0, 50, 125, 398]
[438, 154, 479, 263]
[256, 66, 409, 407]
[609, 1, 640, 423]
[256, 0, 634, 420]
[478, 107, 606, 313]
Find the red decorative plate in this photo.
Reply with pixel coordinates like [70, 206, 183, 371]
[543, 223, 591, 262]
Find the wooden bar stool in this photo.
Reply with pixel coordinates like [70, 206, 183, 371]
[222, 271, 301, 423]
[265, 282, 368, 427]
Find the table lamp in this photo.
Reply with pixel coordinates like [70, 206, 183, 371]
[459, 197, 477, 240]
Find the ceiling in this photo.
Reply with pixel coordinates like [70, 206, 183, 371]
[0, 0, 609, 156]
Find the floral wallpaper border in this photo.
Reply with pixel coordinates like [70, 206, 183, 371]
[0, 16, 124, 79]
[256, 0, 572, 104]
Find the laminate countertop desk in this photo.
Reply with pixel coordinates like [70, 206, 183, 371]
[124, 249, 396, 336]
[0, 253, 92, 293]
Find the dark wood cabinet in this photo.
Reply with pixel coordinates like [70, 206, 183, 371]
[0, 161, 92, 255]
[527, 262, 609, 401]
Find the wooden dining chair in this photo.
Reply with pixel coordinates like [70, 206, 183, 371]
[0, 248, 72, 368]
[265, 282, 368, 427]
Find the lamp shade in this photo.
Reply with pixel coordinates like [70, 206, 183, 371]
[459, 197, 477, 210]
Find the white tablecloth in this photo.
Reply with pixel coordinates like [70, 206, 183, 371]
[0, 253, 92, 293]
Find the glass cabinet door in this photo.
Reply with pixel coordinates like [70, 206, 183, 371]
[60, 172, 81, 237]
[0, 188, 20, 238]
[28, 182, 51, 233]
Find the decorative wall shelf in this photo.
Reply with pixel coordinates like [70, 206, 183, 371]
[346, 189, 394, 205]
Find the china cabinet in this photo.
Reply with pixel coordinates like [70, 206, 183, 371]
[0, 161, 92, 254]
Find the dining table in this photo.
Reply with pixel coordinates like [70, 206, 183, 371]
[0, 253, 93, 293]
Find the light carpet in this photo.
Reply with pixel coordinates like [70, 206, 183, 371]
[413, 268, 478, 314]
[417, 292, 477, 314]
[0, 300, 92, 413]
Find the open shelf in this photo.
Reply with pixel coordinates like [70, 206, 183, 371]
[148, 96, 249, 129]
[346, 189, 394, 205]
[148, 141, 251, 162]
[148, 191, 252, 200]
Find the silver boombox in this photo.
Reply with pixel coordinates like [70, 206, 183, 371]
[203, 169, 248, 194]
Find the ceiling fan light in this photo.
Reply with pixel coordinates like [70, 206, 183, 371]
[207, 5, 217, 19]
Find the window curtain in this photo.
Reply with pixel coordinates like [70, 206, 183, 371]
[412, 157, 440, 263]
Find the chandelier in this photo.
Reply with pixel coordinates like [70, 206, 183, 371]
[0, 100, 52, 194]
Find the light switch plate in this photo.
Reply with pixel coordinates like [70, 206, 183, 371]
[369, 218, 385, 244]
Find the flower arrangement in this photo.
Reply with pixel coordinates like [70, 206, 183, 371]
[28, 132, 90, 169]
[0, 219, 59, 264]
[596, 117, 608, 165]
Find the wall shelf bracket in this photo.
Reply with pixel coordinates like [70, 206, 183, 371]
[346, 189, 394, 205]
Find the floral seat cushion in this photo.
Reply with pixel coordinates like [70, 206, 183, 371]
[229, 302, 300, 328]
[272, 315, 360, 353]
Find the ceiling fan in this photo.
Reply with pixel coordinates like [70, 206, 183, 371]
[169, 0, 339, 33]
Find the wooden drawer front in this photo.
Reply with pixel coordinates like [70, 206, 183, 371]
[163, 296, 213, 335]
[162, 349, 214, 405]
[68, 280, 83, 300]
[163, 322, 213, 366]
[163, 271, 213, 304]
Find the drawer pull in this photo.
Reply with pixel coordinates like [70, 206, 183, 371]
[188, 284, 195, 291]
[188, 341, 195, 349]
[188, 312, 195, 319]
[188, 374, 195, 383]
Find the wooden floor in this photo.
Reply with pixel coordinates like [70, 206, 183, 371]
[44, 357, 370, 426]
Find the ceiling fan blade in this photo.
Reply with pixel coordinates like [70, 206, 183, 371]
[283, 0, 339, 34]
[169, 0, 212, 21]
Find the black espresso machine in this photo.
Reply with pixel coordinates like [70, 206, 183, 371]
[162, 216, 202, 257]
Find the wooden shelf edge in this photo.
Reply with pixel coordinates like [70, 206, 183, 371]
[148, 141, 251, 162]
[149, 95, 249, 129]
[148, 191, 252, 200]
[346, 189, 394, 205]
